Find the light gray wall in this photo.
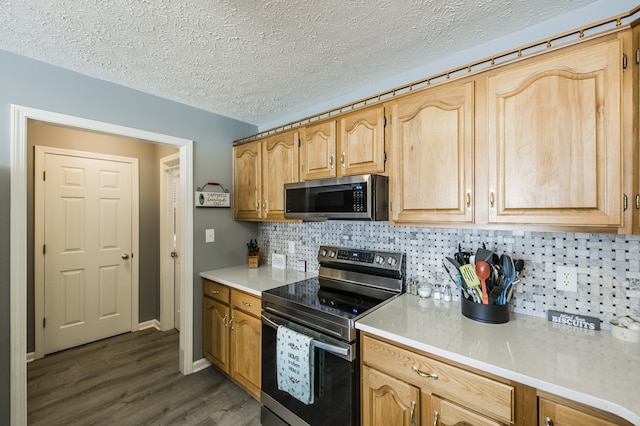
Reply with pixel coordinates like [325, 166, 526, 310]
[26, 121, 178, 351]
[0, 49, 258, 423]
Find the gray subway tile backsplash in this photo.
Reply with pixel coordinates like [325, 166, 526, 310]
[258, 222, 640, 329]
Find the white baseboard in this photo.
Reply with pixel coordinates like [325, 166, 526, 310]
[138, 319, 161, 331]
[26, 352, 35, 363]
[192, 357, 211, 373]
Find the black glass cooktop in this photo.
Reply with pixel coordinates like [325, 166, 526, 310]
[264, 277, 391, 320]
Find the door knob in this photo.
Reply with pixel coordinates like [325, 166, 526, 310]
[122, 253, 130, 259]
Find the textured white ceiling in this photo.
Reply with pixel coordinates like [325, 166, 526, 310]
[1, 0, 603, 126]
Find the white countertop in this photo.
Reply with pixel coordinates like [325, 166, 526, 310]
[356, 294, 640, 424]
[199, 265, 315, 296]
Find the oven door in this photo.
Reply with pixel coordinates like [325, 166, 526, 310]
[261, 311, 358, 426]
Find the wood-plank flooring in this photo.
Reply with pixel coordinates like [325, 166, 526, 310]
[28, 328, 261, 425]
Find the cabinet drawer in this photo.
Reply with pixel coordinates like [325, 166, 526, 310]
[202, 279, 230, 303]
[361, 335, 514, 424]
[231, 290, 261, 317]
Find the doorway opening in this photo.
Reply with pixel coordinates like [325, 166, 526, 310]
[10, 105, 194, 426]
[160, 152, 181, 331]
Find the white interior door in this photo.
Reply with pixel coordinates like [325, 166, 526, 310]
[42, 152, 133, 354]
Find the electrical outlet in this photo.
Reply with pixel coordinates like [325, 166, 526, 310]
[205, 229, 215, 243]
[288, 240, 295, 254]
[556, 265, 577, 292]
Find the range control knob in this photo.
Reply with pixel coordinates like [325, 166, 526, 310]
[329, 250, 336, 258]
[387, 256, 397, 266]
[375, 255, 385, 264]
[320, 249, 327, 257]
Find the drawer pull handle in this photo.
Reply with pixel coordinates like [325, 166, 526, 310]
[412, 366, 438, 380]
[545, 417, 553, 426]
[242, 300, 252, 307]
[211, 289, 220, 294]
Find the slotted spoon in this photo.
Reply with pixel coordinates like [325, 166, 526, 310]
[459, 264, 482, 302]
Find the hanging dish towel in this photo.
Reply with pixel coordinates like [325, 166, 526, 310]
[276, 325, 315, 405]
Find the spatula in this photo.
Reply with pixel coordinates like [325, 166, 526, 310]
[459, 264, 482, 302]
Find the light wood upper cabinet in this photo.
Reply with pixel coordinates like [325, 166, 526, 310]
[339, 104, 386, 176]
[300, 120, 337, 180]
[300, 104, 386, 181]
[233, 130, 299, 221]
[262, 130, 299, 220]
[390, 81, 474, 224]
[486, 38, 623, 227]
[233, 141, 262, 221]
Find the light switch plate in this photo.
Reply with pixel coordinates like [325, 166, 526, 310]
[205, 229, 215, 243]
[272, 253, 286, 269]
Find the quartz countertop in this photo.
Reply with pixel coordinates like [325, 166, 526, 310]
[356, 294, 640, 424]
[199, 265, 315, 296]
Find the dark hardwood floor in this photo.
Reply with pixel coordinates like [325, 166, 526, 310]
[28, 328, 261, 425]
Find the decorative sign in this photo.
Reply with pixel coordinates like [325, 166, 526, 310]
[547, 309, 600, 330]
[195, 191, 230, 208]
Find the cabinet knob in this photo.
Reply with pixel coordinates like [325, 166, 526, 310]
[545, 417, 553, 426]
[340, 151, 345, 168]
[466, 191, 471, 210]
[329, 153, 334, 169]
[433, 410, 439, 426]
[222, 314, 228, 327]
[490, 191, 495, 210]
[263, 200, 267, 213]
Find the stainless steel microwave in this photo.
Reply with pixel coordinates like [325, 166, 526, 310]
[284, 174, 389, 221]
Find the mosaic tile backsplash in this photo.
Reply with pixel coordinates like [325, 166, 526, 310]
[258, 222, 640, 329]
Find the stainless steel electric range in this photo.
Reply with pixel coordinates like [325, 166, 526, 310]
[261, 245, 406, 426]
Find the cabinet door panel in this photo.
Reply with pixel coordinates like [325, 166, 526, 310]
[203, 297, 229, 373]
[362, 366, 420, 426]
[487, 39, 622, 226]
[340, 105, 385, 175]
[432, 397, 504, 426]
[230, 309, 261, 398]
[233, 141, 262, 220]
[391, 82, 474, 224]
[300, 121, 337, 180]
[538, 398, 620, 426]
[262, 130, 299, 220]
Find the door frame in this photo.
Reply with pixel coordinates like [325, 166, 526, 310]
[10, 105, 195, 426]
[34, 146, 140, 359]
[160, 152, 180, 331]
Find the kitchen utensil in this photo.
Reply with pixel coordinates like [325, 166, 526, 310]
[475, 261, 490, 304]
[446, 257, 461, 271]
[443, 264, 462, 291]
[475, 247, 494, 264]
[459, 264, 481, 302]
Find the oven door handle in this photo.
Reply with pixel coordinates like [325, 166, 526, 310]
[262, 314, 351, 358]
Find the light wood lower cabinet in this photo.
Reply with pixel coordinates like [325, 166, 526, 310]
[538, 393, 633, 426]
[361, 333, 514, 426]
[202, 279, 261, 399]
